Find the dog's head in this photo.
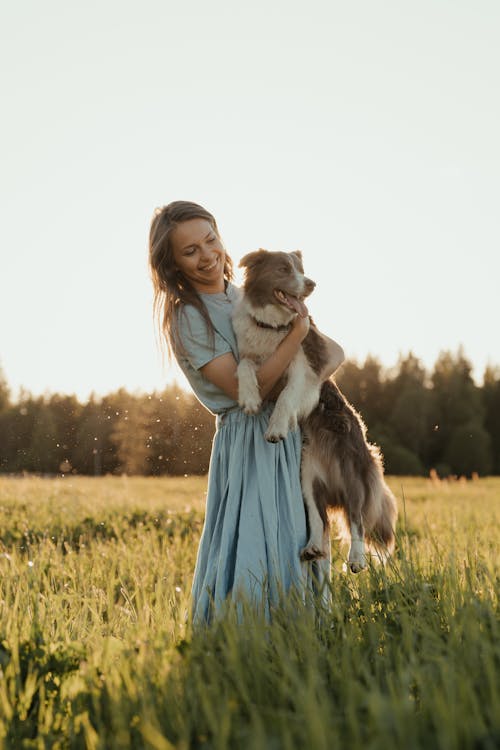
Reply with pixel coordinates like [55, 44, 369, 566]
[239, 248, 316, 319]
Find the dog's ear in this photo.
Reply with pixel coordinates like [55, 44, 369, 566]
[291, 250, 304, 271]
[239, 248, 269, 269]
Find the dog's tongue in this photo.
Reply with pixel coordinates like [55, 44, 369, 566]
[284, 293, 308, 317]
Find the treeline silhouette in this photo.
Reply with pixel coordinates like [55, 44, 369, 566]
[1, 349, 499, 477]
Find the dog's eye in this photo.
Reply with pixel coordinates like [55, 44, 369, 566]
[279, 265, 290, 272]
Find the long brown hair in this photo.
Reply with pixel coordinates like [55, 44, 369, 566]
[148, 201, 234, 358]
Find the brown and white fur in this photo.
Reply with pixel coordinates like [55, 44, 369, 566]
[232, 249, 397, 572]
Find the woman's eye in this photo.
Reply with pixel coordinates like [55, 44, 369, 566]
[208, 237, 216, 243]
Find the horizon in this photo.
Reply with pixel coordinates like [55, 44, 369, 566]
[1, 343, 495, 405]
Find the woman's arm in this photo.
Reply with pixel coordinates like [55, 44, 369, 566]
[200, 314, 310, 402]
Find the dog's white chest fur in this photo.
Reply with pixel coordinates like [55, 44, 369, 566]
[233, 299, 289, 361]
[232, 297, 321, 442]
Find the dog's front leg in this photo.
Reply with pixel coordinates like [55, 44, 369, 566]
[264, 390, 297, 442]
[237, 358, 262, 414]
[264, 357, 306, 442]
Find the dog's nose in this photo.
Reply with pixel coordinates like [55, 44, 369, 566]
[304, 277, 316, 293]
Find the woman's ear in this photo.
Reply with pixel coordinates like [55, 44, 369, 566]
[239, 248, 269, 269]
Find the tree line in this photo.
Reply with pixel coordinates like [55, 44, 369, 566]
[1, 349, 499, 477]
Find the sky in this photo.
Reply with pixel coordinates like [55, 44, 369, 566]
[1, 0, 499, 402]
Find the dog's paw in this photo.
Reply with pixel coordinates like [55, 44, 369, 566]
[240, 396, 262, 415]
[243, 403, 261, 415]
[348, 537, 367, 573]
[265, 415, 290, 442]
[264, 429, 286, 443]
[300, 543, 325, 562]
[348, 559, 367, 574]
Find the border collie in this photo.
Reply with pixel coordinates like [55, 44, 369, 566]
[232, 249, 397, 572]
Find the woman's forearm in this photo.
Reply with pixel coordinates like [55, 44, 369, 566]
[200, 315, 311, 403]
[256, 318, 309, 399]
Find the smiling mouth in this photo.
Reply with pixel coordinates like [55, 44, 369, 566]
[201, 258, 218, 272]
[274, 289, 308, 316]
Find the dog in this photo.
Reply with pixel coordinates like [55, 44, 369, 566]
[232, 248, 397, 572]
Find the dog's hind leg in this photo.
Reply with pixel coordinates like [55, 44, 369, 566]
[348, 512, 366, 573]
[341, 471, 368, 573]
[300, 452, 327, 561]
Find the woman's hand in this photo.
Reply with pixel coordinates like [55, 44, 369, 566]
[291, 309, 310, 341]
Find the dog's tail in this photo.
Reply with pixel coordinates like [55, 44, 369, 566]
[364, 447, 398, 561]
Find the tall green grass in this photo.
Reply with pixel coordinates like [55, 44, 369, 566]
[0, 476, 498, 749]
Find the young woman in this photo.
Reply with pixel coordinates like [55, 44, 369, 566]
[149, 201, 344, 623]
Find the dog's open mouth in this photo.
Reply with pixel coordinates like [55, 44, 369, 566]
[274, 289, 308, 317]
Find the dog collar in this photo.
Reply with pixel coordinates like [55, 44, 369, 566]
[252, 317, 292, 332]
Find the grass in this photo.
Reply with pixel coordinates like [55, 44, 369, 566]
[0, 475, 498, 749]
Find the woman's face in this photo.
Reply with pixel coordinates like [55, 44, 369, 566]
[170, 218, 226, 294]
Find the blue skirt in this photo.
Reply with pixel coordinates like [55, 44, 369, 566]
[191, 405, 329, 624]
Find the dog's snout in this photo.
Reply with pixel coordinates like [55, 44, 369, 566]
[304, 277, 316, 293]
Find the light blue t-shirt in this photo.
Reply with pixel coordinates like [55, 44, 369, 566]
[174, 282, 241, 415]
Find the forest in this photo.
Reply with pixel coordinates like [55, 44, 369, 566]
[1, 349, 499, 477]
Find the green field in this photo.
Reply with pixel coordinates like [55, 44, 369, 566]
[0, 475, 498, 749]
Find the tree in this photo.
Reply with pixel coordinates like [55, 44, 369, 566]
[483, 366, 500, 474]
[429, 349, 491, 475]
[335, 356, 387, 433]
[28, 401, 59, 473]
[0, 404, 30, 471]
[445, 423, 492, 476]
[146, 385, 214, 476]
[385, 353, 432, 466]
[375, 435, 424, 475]
[111, 391, 158, 475]
[0, 392, 45, 472]
[72, 395, 114, 475]
[46, 394, 82, 473]
[0, 364, 9, 412]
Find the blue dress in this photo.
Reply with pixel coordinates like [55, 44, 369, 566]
[174, 283, 328, 624]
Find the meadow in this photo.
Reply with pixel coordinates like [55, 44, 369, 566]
[0, 474, 498, 749]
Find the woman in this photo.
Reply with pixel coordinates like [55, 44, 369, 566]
[149, 201, 343, 623]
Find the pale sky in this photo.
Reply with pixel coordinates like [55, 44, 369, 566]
[1, 0, 499, 401]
